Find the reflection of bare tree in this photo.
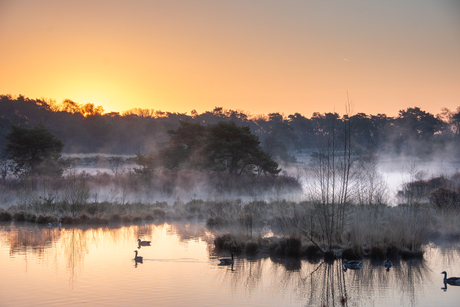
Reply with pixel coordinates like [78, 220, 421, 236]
[0, 223, 169, 284]
[426, 242, 460, 268]
[213, 257, 268, 297]
[62, 228, 88, 285]
[169, 222, 210, 242]
[2, 223, 61, 258]
[210, 254, 434, 307]
[1, 221, 449, 306]
[168, 221, 217, 256]
[295, 260, 348, 307]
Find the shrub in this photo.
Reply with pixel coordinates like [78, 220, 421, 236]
[401, 248, 423, 259]
[144, 213, 154, 220]
[370, 245, 386, 259]
[152, 208, 166, 219]
[13, 210, 26, 221]
[386, 244, 399, 257]
[341, 246, 361, 260]
[36, 214, 48, 224]
[206, 215, 224, 228]
[285, 236, 302, 257]
[430, 186, 458, 210]
[302, 244, 321, 258]
[111, 213, 122, 222]
[121, 214, 132, 222]
[25, 212, 36, 222]
[92, 214, 109, 224]
[0, 210, 12, 221]
[245, 241, 259, 256]
[214, 233, 234, 250]
[132, 216, 142, 222]
[79, 212, 91, 223]
[271, 236, 302, 257]
[214, 233, 243, 253]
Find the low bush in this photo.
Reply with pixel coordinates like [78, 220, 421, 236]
[13, 211, 26, 221]
[341, 246, 361, 260]
[302, 244, 321, 258]
[370, 245, 386, 259]
[245, 241, 259, 256]
[0, 210, 12, 221]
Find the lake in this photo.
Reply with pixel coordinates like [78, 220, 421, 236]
[1, 221, 459, 307]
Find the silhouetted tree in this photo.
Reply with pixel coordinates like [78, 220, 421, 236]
[205, 121, 280, 176]
[5, 123, 64, 176]
[159, 121, 208, 169]
[430, 186, 459, 211]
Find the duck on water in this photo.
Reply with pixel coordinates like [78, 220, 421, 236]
[441, 271, 460, 285]
[384, 258, 393, 270]
[219, 252, 234, 265]
[343, 259, 361, 269]
[138, 239, 151, 246]
[134, 250, 143, 263]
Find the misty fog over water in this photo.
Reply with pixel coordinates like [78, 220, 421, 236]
[62, 153, 460, 206]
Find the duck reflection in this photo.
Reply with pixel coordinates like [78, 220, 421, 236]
[137, 238, 151, 249]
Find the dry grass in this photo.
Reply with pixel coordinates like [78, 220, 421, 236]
[1, 171, 459, 261]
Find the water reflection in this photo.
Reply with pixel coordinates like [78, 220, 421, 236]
[1, 221, 460, 307]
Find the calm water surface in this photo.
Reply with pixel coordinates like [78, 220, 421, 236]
[1, 221, 459, 307]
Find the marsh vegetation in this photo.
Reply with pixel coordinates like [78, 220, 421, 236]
[1, 95, 460, 263]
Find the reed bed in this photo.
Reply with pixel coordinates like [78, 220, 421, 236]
[1, 171, 459, 260]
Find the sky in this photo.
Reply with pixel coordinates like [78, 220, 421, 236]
[1, 0, 459, 118]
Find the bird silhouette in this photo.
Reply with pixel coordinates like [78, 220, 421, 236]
[134, 250, 143, 263]
[384, 258, 393, 270]
[441, 271, 460, 285]
[343, 259, 361, 270]
[138, 239, 151, 246]
[219, 252, 234, 265]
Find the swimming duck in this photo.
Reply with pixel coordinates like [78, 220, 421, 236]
[441, 271, 460, 285]
[343, 259, 361, 269]
[219, 252, 234, 265]
[138, 239, 151, 246]
[134, 250, 143, 262]
[384, 258, 393, 269]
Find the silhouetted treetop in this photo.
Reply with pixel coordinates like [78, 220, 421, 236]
[0, 95, 458, 159]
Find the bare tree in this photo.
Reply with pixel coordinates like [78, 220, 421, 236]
[302, 98, 358, 250]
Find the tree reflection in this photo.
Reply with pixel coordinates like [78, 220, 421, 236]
[1, 222, 459, 306]
[2, 223, 61, 258]
[211, 254, 435, 306]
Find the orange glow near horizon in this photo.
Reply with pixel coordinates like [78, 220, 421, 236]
[1, 1, 459, 118]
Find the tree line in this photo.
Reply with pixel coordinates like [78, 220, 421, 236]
[1, 94, 459, 163]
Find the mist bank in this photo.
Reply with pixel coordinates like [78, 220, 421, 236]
[1, 162, 460, 260]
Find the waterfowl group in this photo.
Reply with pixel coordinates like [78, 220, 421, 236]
[219, 252, 235, 265]
[441, 271, 460, 285]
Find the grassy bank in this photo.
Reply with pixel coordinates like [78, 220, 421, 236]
[1, 197, 459, 260]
